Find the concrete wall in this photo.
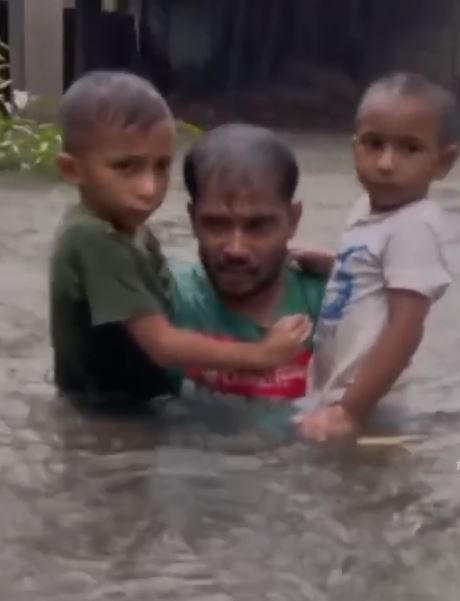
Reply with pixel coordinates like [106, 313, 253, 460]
[7, 0, 63, 109]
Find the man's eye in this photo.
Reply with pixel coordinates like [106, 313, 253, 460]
[248, 218, 274, 233]
[203, 218, 229, 232]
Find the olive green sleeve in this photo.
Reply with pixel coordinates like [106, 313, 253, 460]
[74, 226, 165, 327]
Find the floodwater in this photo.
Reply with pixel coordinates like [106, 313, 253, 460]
[1, 132, 460, 600]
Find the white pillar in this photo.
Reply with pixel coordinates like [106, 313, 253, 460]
[8, 0, 63, 108]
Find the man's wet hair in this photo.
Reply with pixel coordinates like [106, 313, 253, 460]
[356, 72, 460, 144]
[59, 71, 172, 153]
[183, 124, 299, 204]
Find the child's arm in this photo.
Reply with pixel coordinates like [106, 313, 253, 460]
[298, 289, 429, 440]
[72, 228, 311, 372]
[339, 289, 428, 421]
[288, 246, 334, 276]
[125, 313, 311, 371]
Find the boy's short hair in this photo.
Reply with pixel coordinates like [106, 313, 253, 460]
[60, 71, 172, 153]
[356, 73, 460, 144]
[183, 124, 299, 203]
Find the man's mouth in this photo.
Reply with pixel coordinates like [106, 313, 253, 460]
[216, 267, 259, 286]
[218, 264, 255, 276]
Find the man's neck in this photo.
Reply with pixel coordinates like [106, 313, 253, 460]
[223, 274, 284, 326]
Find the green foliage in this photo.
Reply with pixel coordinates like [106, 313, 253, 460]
[0, 40, 202, 173]
[0, 41, 62, 172]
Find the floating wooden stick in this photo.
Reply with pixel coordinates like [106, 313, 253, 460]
[356, 434, 428, 452]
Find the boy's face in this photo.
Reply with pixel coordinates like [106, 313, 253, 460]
[189, 176, 301, 299]
[353, 93, 457, 211]
[59, 119, 175, 232]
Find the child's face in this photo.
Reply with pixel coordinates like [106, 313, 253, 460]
[353, 93, 457, 211]
[59, 118, 175, 232]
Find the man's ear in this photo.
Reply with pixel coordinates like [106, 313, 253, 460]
[288, 201, 303, 236]
[437, 144, 459, 179]
[57, 152, 81, 185]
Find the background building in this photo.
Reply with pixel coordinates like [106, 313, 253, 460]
[2, 0, 460, 120]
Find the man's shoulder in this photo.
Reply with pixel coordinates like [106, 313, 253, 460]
[281, 267, 327, 322]
[285, 266, 327, 294]
[171, 261, 208, 293]
[170, 262, 219, 323]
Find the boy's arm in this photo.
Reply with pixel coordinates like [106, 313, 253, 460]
[288, 246, 334, 276]
[74, 228, 310, 372]
[298, 289, 429, 440]
[125, 313, 311, 371]
[339, 289, 429, 421]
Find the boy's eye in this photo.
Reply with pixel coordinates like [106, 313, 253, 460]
[360, 135, 385, 151]
[154, 157, 172, 174]
[400, 140, 423, 154]
[112, 159, 137, 173]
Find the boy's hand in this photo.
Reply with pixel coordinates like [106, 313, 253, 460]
[288, 246, 334, 276]
[259, 314, 312, 368]
[296, 404, 359, 442]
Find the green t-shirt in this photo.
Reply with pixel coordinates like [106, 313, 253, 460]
[168, 263, 326, 406]
[49, 204, 172, 406]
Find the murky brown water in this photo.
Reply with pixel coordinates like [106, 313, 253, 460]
[1, 132, 460, 600]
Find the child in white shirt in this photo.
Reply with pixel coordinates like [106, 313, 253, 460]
[299, 73, 458, 441]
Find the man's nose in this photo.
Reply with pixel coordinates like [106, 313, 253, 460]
[377, 146, 396, 174]
[223, 230, 251, 260]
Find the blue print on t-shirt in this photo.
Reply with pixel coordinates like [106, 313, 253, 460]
[321, 245, 367, 321]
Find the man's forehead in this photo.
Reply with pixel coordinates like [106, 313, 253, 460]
[198, 173, 284, 207]
[196, 189, 286, 218]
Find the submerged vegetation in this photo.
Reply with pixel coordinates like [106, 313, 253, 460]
[0, 36, 202, 173]
[0, 41, 62, 172]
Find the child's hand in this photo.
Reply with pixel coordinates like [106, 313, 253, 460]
[296, 404, 359, 442]
[288, 245, 334, 276]
[260, 314, 312, 368]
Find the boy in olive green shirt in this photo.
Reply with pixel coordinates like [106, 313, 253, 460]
[51, 71, 310, 409]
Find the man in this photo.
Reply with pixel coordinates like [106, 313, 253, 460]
[168, 124, 327, 423]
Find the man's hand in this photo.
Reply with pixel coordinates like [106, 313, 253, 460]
[288, 246, 334, 276]
[296, 404, 359, 442]
[259, 314, 312, 368]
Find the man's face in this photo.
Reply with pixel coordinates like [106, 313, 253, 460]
[59, 119, 175, 232]
[189, 176, 301, 299]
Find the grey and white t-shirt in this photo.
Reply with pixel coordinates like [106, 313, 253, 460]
[311, 196, 452, 416]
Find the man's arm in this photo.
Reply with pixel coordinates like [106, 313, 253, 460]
[125, 313, 311, 371]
